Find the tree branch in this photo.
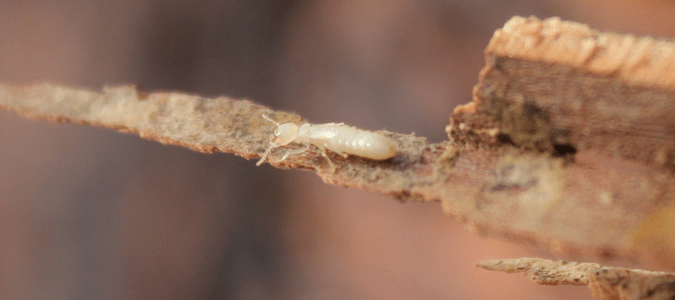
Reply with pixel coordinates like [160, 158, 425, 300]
[3, 16, 675, 273]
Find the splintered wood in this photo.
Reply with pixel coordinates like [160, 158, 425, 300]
[447, 16, 675, 267]
[478, 258, 675, 300]
[0, 84, 282, 157]
[450, 16, 675, 166]
[477, 257, 599, 286]
[2, 16, 675, 276]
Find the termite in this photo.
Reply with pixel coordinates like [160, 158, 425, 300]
[256, 114, 397, 171]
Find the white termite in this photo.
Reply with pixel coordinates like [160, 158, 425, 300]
[256, 114, 397, 170]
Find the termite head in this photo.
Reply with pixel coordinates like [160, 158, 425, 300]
[273, 123, 298, 146]
[257, 114, 300, 166]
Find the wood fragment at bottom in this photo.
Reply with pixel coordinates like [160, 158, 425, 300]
[476, 257, 598, 286]
[477, 258, 675, 300]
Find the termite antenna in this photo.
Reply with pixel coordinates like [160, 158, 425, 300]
[261, 114, 280, 126]
[257, 114, 281, 166]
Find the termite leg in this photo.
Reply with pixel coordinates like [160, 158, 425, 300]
[256, 143, 276, 166]
[256, 114, 282, 166]
[280, 144, 310, 161]
[317, 148, 335, 172]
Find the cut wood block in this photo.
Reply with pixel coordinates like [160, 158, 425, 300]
[449, 16, 675, 166]
[447, 16, 675, 268]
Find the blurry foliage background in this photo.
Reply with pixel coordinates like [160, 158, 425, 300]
[1, 1, 674, 299]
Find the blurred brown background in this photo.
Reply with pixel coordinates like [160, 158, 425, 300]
[1, 1, 674, 299]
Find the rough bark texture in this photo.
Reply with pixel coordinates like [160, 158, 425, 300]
[478, 258, 675, 300]
[2, 16, 675, 273]
[448, 16, 675, 268]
